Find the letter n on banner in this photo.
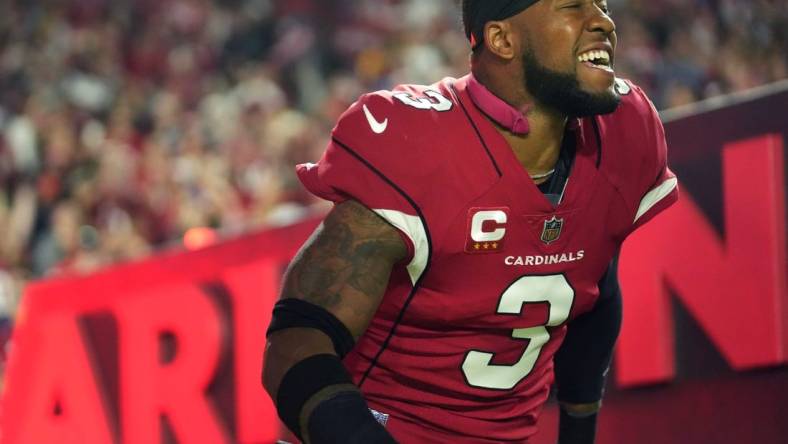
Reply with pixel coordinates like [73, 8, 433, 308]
[617, 134, 787, 386]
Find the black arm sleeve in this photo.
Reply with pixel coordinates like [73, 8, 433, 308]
[554, 253, 623, 404]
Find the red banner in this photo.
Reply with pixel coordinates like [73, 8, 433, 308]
[2, 84, 787, 444]
[1, 222, 317, 444]
[618, 134, 787, 385]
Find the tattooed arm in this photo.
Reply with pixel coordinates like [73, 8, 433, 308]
[262, 200, 407, 438]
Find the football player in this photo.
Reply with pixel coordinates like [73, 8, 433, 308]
[263, 1, 678, 443]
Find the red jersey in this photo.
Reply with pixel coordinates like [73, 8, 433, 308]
[297, 75, 678, 443]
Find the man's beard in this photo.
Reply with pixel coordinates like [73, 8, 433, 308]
[522, 48, 621, 118]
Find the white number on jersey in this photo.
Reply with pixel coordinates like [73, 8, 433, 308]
[462, 274, 575, 390]
[392, 90, 453, 112]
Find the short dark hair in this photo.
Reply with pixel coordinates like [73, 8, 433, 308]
[461, 0, 474, 40]
[461, 0, 540, 49]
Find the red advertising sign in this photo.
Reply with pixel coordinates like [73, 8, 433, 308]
[618, 134, 787, 386]
[1, 222, 317, 444]
[1, 84, 786, 444]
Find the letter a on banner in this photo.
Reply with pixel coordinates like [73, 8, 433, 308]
[2, 314, 115, 444]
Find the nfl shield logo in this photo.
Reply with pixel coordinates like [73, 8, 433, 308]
[541, 216, 564, 244]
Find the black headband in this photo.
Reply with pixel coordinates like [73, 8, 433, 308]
[465, 0, 540, 49]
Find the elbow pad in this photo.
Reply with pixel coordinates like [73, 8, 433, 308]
[267, 298, 356, 358]
[554, 255, 622, 404]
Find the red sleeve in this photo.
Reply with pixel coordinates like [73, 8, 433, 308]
[296, 93, 428, 275]
[626, 82, 679, 234]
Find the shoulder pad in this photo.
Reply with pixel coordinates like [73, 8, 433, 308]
[331, 81, 461, 167]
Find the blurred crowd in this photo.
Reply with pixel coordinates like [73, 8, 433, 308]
[0, 0, 785, 379]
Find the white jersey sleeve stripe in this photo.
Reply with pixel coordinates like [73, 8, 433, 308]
[634, 177, 679, 224]
[373, 209, 429, 285]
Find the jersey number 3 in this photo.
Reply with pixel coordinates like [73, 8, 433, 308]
[462, 274, 575, 390]
[392, 90, 453, 112]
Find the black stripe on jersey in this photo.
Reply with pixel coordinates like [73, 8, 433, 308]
[448, 83, 503, 178]
[331, 136, 434, 388]
[591, 117, 603, 169]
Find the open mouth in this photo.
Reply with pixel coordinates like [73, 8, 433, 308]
[577, 50, 613, 72]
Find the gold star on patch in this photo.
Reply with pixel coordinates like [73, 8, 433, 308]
[492, 242, 498, 249]
[483, 243, 490, 249]
[474, 243, 480, 250]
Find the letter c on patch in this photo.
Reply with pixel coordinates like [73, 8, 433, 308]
[471, 210, 507, 242]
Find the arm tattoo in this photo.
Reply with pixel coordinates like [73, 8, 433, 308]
[281, 200, 407, 336]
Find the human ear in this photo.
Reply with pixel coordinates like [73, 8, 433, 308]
[484, 21, 517, 60]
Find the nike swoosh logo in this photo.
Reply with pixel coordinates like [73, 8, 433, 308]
[363, 104, 388, 134]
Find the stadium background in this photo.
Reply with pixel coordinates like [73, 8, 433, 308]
[0, 0, 786, 443]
